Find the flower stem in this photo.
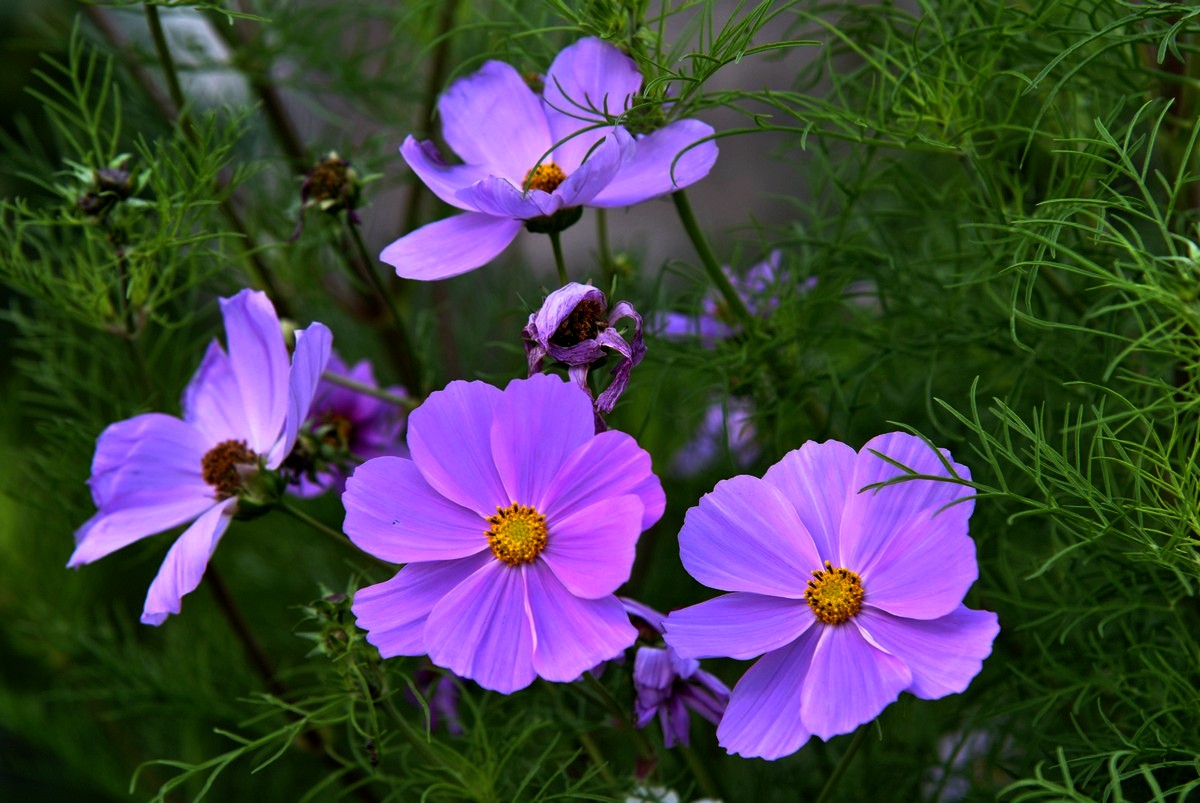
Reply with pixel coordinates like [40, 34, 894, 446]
[582, 672, 655, 760]
[143, 4, 186, 121]
[671, 190, 755, 330]
[278, 500, 386, 567]
[813, 724, 869, 803]
[681, 744, 723, 801]
[548, 230, 569, 286]
[320, 371, 418, 408]
[596, 208, 614, 283]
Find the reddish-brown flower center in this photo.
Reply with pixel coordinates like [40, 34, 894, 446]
[201, 439, 260, 499]
[549, 298, 608, 347]
[525, 161, 567, 193]
[321, 412, 355, 449]
[804, 561, 865, 625]
[486, 502, 549, 566]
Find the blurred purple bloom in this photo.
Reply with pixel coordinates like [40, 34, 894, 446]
[523, 282, 645, 423]
[657, 251, 790, 344]
[288, 351, 407, 497]
[664, 433, 999, 759]
[69, 290, 332, 625]
[408, 667, 465, 736]
[623, 599, 729, 748]
[380, 38, 718, 281]
[344, 374, 665, 693]
[670, 397, 759, 477]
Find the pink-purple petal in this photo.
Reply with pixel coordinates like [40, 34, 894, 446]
[552, 127, 633, 207]
[139, 497, 237, 626]
[352, 551, 492, 657]
[543, 38, 641, 169]
[400, 136, 495, 211]
[525, 564, 636, 682]
[458, 177, 563, 219]
[539, 494, 643, 599]
[717, 632, 818, 759]
[425, 560, 537, 693]
[275, 321, 332, 467]
[542, 429, 664, 530]
[664, 592, 815, 660]
[407, 380, 509, 516]
[438, 60, 551, 183]
[589, 120, 718, 208]
[857, 606, 999, 700]
[219, 290, 289, 455]
[678, 475, 821, 597]
[343, 456, 490, 563]
[69, 492, 216, 568]
[380, 213, 522, 281]
[762, 439, 858, 563]
[87, 413, 209, 508]
[800, 624, 911, 741]
[181, 341, 248, 444]
[489, 374, 596, 507]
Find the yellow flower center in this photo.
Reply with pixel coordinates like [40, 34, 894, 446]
[804, 561, 865, 625]
[201, 439, 260, 499]
[525, 162, 567, 193]
[486, 502, 549, 566]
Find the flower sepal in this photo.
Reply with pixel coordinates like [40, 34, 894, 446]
[232, 466, 288, 520]
[523, 205, 584, 234]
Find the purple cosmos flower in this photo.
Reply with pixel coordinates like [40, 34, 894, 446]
[663, 433, 999, 759]
[623, 598, 730, 748]
[69, 290, 332, 625]
[343, 373, 665, 693]
[287, 351, 407, 497]
[523, 282, 645, 423]
[380, 38, 718, 281]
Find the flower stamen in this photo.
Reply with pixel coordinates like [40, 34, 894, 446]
[804, 560, 864, 625]
[486, 502, 549, 565]
[201, 439, 260, 499]
[525, 162, 567, 193]
[549, 298, 607, 347]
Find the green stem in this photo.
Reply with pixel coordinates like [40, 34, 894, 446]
[681, 744, 723, 801]
[548, 230, 569, 286]
[813, 725, 869, 803]
[144, 4, 186, 119]
[321, 371, 418, 408]
[579, 731, 618, 787]
[381, 695, 446, 769]
[582, 672, 655, 759]
[278, 501, 385, 566]
[671, 190, 755, 330]
[596, 208, 614, 283]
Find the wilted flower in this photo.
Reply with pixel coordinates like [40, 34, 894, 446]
[523, 282, 645, 424]
[380, 38, 718, 280]
[286, 351, 407, 497]
[69, 290, 332, 625]
[301, 151, 361, 220]
[623, 598, 729, 748]
[344, 374, 665, 693]
[664, 433, 999, 759]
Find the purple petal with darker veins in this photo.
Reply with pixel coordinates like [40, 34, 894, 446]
[182, 341, 248, 444]
[425, 560, 536, 693]
[678, 475, 820, 597]
[86, 413, 209, 508]
[438, 60, 551, 183]
[401, 136, 494, 211]
[219, 290, 289, 455]
[552, 127, 633, 207]
[762, 440, 858, 563]
[664, 592, 814, 661]
[525, 563, 636, 682]
[458, 177, 563, 220]
[70, 492, 216, 568]
[542, 429, 664, 530]
[800, 623, 911, 741]
[343, 456, 490, 563]
[592, 328, 637, 414]
[140, 497, 237, 626]
[717, 631, 818, 759]
[543, 38, 641, 169]
[275, 322, 332, 467]
[539, 493, 643, 598]
[381, 213, 522, 281]
[857, 606, 998, 699]
[352, 551, 492, 657]
[589, 120, 718, 207]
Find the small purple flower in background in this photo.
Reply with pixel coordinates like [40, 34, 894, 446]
[287, 351, 407, 497]
[664, 433, 999, 759]
[408, 666, 465, 736]
[523, 282, 645, 426]
[344, 374, 665, 693]
[381, 38, 718, 281]
[658, 251, 795, 346]
[69, 290, 332, 625]
[670, 397, 759, 477]
[623, 598, 729, 749]
[922, 727, 1017, 802]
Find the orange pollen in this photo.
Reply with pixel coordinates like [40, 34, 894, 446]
[804, 561, 865, 625]
[525, 162, 567, 193]
[201, 439, 260, 499]
[486, 502, 549, 566]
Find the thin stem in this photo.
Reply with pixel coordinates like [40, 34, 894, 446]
[582, 672, 655, 759]
[321, 371, 418, 408]
[144, 4, 186, 120]
[549, 230, 569, 286]
[278, 500, 388, 567]
[205, 566, 285, 697]
[596, 208, 614, 283]
[380, 695, 446, 769]
[681, 744, 723, 801]
[347, 221, 424, 394]
[813, 725, 869, 803]
[578, 731, 618, 787]
[671, 190, 755, 330]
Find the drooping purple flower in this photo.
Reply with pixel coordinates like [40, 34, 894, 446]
[523, 282, 645, 423]
[69, 290, 332, 625]
[658, 251, 795, 346]
[286, 351, 407, 497]
[344, 374, 665, 693]
[623, 598, 730, 748]
[663, 433, 999, 759]
[380, 38, 718, 281]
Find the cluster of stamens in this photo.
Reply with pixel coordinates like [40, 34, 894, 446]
[201, 439, 259, 499]
[486, 502, 549, 566]
[525, 162, 567, 193]
[321, 412, 355, 450]
[804, 560, 865, 625]
[550, 298, 608, 347]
